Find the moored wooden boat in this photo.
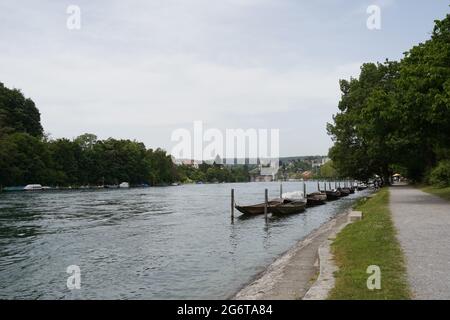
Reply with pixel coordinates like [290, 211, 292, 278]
[357, 184, 368, 191]
[271, 200, 306, 215]
[306, 192, 327, 206]
[338, 187, 351, 196]
[323, 190, 340, 200]
[235, 199, 283, 215]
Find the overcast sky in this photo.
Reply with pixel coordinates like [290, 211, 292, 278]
[0, 0, 448, 157]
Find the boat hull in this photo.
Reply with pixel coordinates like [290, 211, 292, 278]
[324, 190, 340, 200]
[271, 201, 306, 215]
[338, 188, 351, 197]
[306, 192, 327, 206]
[235, 200, 282, 215]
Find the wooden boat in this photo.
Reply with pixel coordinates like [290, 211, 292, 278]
[357, 184, 368, 191]
[323, 189, 341, 200]
[338, 187, 351, 196]
[235, 199, 283, 215]
[306, 192, 327, 206]
[271, 200, 306, 215]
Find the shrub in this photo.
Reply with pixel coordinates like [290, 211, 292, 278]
[429, 160, 450, 187]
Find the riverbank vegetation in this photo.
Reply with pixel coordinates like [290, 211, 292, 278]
[421, 185, 450, 202]
[0, 82, 249, 188]
[327, 14, 450, 187]
[329, 188, 410, 299]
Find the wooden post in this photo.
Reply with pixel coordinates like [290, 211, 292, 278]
[264, 189, 268, 221]
[280, 183, 283, 199]
[317, 181, 320, 191]
[329, 182, 332, 190]
[303, 182, 306, 199]
[324, 182, 327, 191]
[231, 189, 235, 221]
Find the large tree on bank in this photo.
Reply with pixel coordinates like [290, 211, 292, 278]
[327, 13, 450, 183]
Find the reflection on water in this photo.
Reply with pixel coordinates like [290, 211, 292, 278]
[0, 182, 367, 299]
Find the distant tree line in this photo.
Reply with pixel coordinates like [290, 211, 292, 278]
[177, 163, 250, 183]
[0, 82, 251, 188]
[327, 14, 450, 187]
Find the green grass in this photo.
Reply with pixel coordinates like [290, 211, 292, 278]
[421, 185, 450, 201]
[328, 188, 411, 299]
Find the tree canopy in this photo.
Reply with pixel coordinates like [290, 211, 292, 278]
[0, 82, 43, 138]
[328, 14, 450, 185]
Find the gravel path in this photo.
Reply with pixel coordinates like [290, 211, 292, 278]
[390, 184, 450, 299]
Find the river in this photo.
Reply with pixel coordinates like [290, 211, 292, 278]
[0, 181, 366, 299]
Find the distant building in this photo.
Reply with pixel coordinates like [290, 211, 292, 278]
[172, 158, 200, 169]
[249, 160, 279, 182]
[213, 154, 223, 165]
[301, 171, 313, 179]
[311, 157, 329, 168]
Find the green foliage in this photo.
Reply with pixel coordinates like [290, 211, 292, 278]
[319, 160, 337, 179]
[327, 61, 400, 182]
[176, 163, 250, 183]
[328, 14, 450, 183]
[428, 160, 450, 187]
[0, 82, 43, 137]
[422, 185, 450, 201]
[0, 133, 179, 187]
[0, 133, 52, 186]
[146, 148, 177, 185]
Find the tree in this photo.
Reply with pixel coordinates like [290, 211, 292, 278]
[328, 14, 450, 184]
[319, 161, 337, 179]
[47, 138, 82, 185]
[327, 61, 400, 183]
[0, 133, 52, 185]
[0, 82, 43, 137]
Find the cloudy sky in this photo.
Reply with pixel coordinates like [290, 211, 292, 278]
[0, 0, 448, 157]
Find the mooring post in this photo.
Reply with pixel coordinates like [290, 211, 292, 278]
[231, 188, 235, 221]
[317, 181, 320, 191]
[280, 183, 283, 199]
[264, 188, 268, 221]
[329, 181, 332, 190]
[303, 182, 306, 199]
[324, 182, 327, 191]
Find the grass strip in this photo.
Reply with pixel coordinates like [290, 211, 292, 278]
[421, 186, 450, 202]
[328, 188, 410, 299]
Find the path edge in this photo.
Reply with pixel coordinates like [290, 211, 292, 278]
[302, 211, 353, 300]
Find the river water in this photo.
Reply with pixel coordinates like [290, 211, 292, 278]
[0, 181, 366, 299]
